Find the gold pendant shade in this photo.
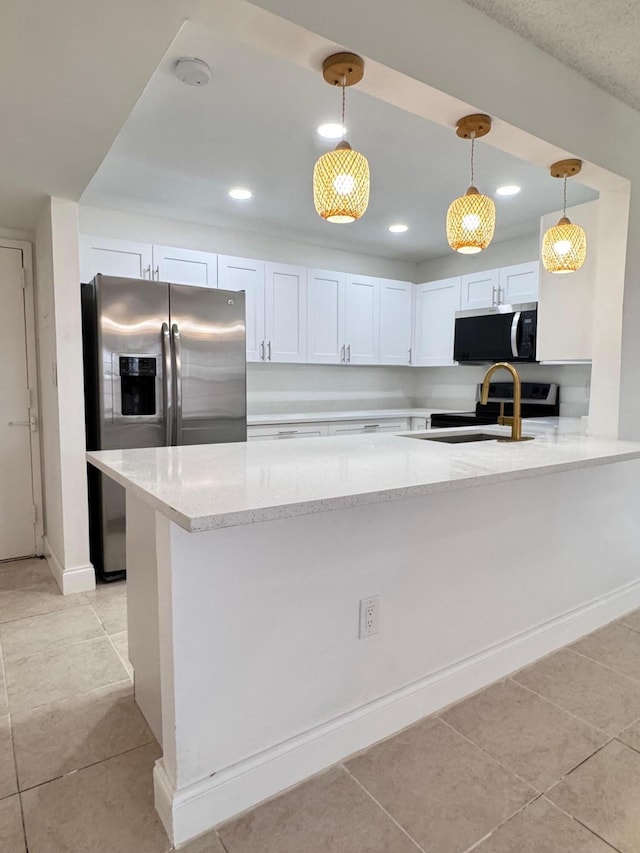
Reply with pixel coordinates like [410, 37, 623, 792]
[542, 160, 587, 275]
[314, 141, 370, 224]
[447, 114, 496, 254]
[446, 186, 496, 254]
[542, 216, 587, 274]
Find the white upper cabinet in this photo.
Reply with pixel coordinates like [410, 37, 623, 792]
[499, 261, 539, 304]
[80, 235, 153, 282]
[344, 274, 380, 364]
[307, 269, 346, 364]
[218, 255, 266, 362]
[536, 200, 598, 362]
[264, 263, 307, 363]
[460, 268, 500, 311]
[379, 279, 413, 365]
[154, 245, 217, 288]
[413, 277, 461, 366]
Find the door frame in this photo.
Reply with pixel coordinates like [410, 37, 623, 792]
[0, 238, 44, 556]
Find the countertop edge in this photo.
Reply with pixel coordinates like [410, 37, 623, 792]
[87, 445, 640, 534]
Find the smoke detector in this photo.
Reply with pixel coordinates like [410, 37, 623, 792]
[174, 57, 211, 87]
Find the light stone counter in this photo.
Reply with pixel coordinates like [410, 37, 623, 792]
[87, 425, 639, 533]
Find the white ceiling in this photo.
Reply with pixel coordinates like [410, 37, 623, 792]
[462, 0, 640, 112]
[80, 22, 597, 264]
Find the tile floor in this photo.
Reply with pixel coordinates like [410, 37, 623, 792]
[2, 557, 640, 851]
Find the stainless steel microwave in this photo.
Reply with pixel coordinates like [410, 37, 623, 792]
[453, 303, 537, 363]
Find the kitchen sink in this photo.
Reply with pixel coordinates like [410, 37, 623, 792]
[404, 432, 499, 444]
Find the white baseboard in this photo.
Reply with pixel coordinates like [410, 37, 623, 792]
[44, 536, 95, 594]
[157, 575, 640, 847]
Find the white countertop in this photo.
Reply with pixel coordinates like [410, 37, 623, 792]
[247, 408, 450, 425]
[87, 424, 640, 533]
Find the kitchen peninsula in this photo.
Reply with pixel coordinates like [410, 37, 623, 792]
[88, 428, 640, 846]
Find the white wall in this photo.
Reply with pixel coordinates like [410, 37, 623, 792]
[79, 205, 417, 282]
[34, 198, 94, 594]
[414, 363, 591, 418]
[417, 233, 539, 283]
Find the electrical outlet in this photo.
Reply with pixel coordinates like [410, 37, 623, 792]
[359, 596, 380, 638]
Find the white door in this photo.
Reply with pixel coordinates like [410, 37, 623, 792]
[1, 247, 37, 560]
[79, 235, 153, 282]
[264, 263, 307, 363]
[154, 245, 217, 288]
[218, 255, 266, 362]
[379, 279, 413, 365]
[307, 270, 346, 364]
[499, 261, 539, 305]
[344, 274, 380, 364]
[414, 278, 461, 366]
[460, 268, 499, 310]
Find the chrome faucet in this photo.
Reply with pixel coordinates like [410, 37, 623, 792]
[480, 362, 533, 442]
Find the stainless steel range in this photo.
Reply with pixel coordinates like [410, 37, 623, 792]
[430, 382, 559, 429]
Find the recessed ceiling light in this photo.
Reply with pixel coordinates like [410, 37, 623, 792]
[316, 122, 347, 140]
[388, 223, 409, 233]
[228, 188, 252, 201]
[495, 184, 521, 196]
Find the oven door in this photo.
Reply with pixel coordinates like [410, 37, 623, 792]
[453, 306, 537, 363]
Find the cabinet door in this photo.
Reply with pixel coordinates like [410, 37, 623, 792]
[344, 274, 380, 364]
[307, 270, 346, 364]
[413, 278, 461, 366]
[460, 268, 499, 310]
[264, 263, 307, 363]
[247, 423, 328, 440]
[379, 279, 413, 365]
[327, 418, 410, 435]
[218, 255, 265, 362]
[499, 261, 539, 304]
[154, 245, 217, 288]
[80, 235, 153, 282]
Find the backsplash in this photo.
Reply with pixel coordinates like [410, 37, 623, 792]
[413, 363, 591, 417]
[248, 362, 591, 417]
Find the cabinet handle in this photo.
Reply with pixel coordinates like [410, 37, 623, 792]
[491, 286, 497, 306]
[363, 424, 380, 429]
[154, 266, 160, 280]
[340, 345, 345, 363]
[260, 341, 265, 361]
[498, 286, 504, 304]
[347, 344, 351, 363]
[143, 265, 151, 279]
[278, 429, 298, 435]
[267, 341, 272, 361]
[408, 347, 412, 363]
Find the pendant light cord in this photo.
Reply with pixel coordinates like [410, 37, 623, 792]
[470, 132, 476, 187]
[341, 75, 346, 139]
[563, 174, 568, 218]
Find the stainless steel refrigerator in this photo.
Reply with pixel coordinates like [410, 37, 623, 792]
[82, 274, 246, 580]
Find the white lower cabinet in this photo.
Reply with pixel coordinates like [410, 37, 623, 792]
[247, 424, 329, 441]
[413, 277, 461, 366]
[379, 279, 413, 365]
[327, 418, 410, 436]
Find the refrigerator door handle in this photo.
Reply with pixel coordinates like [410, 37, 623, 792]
[172, 323, 183, 445]
[161, 322, 174, 446]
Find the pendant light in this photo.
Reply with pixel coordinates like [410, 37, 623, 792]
[542, 159, 587, 275]
[313, 53, 370, 224]
[446, 114, 496, 254]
